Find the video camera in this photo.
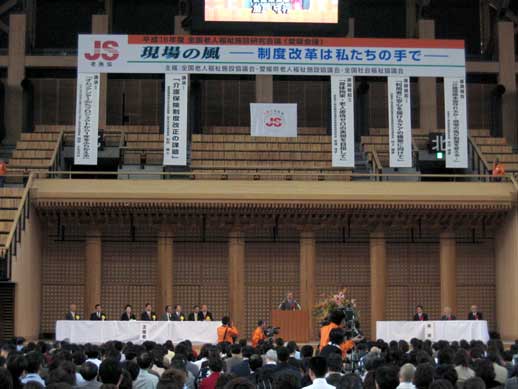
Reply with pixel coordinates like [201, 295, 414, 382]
[264, 326, 280, 338]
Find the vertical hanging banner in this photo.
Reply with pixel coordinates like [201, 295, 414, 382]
[331, 76, 355, 167]
[388, 77, 412, 168]
[444, 78, 468, 168]
[163, 73, 189, 166]
[74, 73, 100, 165]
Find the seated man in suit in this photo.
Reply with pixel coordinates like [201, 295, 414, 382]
[200, 304, 213, 321]
[161, 305, 174, 321]
[413, 305, 429, 321]
[172, 305, 185, 321]
[440, 306, 456, 321]
[90, 304, 106, 321]
[188, 305, 201, 321]
[468, 305, 483, 320]
[121, 304, 136, 321]
[141, 303, 157, 321]
[65, 304, 81, 320]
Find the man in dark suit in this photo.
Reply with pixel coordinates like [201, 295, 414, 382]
[161, 305, 174, 321]
[90, 304, 106, 321]
[172, 305, 185, 321]
[188, 305, 201, 321]
[199, 304, 213, 321]
[141, 303, 157, 321]
[413, 305, 429, 321]
[278, 292, 301, 311]
[231, 346, 255, 378]
[440, 306, 456, 321]
[121, 304, 136, 321]
[468, 305, 483, 320]
[65, 304, 80, 320]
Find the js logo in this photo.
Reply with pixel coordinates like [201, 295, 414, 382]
[265, 117, 283, 127]
[84, 41, 120, 61]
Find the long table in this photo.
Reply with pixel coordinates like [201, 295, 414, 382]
[56, 321, 220, 344]
[376, 320, 489, 343]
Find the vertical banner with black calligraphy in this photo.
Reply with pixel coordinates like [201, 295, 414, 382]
[331, 76, 355, 167]
[74, 73, 100, 165]
[163, 73, 189, 166]
[444, 78, 468, 168]
[388, 77, 412, 168]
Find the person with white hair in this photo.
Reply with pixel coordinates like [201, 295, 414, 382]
[397, 363, 416, 389]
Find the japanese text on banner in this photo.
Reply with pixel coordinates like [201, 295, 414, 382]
[331, 76, 355, 167]
[388, 77, 412, 168]
[444, 78, 468, 168]
[163, 74, 189, 166]
[74, 73, 100, 165]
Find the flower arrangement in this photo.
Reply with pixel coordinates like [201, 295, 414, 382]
[313, 288, 356, 324]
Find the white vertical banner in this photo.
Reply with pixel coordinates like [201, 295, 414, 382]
[331, 76, 355, 167]
[74, 73, 100, 165]
[444, 77, 468, 168]
[164, 73, 189, 166]
[388, 77, 412, 168]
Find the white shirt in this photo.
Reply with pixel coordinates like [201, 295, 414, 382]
[86, 358, 102, 367]
[397, 382, 416, 389]
[304, 378, 335, 389]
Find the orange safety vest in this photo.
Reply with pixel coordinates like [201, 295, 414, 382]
[217, 325, 239, 343]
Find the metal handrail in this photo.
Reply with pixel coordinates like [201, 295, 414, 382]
[468, 135, 491, 175]
[0, 173, 34, 280]
[49, 130, 64, 172]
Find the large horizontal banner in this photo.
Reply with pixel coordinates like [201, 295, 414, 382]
[331, 76, 355, 167]
[251, 103, 298, 137]
[74, 73, 100, 165]
[78, 35, 466, 77]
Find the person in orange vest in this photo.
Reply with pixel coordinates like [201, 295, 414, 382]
[0, 160, 7, 187]
[492, 158, 505, 179]
[217, 316, 239, 344]
[251, 320, 267, 347]
[319, 310, 362, 358]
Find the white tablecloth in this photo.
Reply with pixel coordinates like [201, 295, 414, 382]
[376, 321, 489, 343]
[56, 321, 220, 344]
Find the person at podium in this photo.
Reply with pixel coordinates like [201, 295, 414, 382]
[278, 292, 301, 311]
[413, 305, 429, 321]
[440, 306, 456, 321]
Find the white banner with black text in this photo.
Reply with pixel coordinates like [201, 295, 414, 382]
[74, 73, 100, 165]
[388, 77, 412, 168]
[444, 77, 468, 168]
[250, 103, 298, 137]
[331, 76, 355, 167]
[163, 73, 189, 166]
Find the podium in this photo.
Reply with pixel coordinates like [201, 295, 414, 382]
[271, 310, 310, 343]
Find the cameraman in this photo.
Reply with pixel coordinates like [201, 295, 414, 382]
[252, 320, 267, 347]
[217, 316, 239, 344]
[319, 310, 363, 357]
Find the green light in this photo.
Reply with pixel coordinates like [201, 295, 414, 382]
[436, 151, 444, 160]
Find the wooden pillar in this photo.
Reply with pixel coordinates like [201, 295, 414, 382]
[229, 228, 246, 332]
[174, 15, 190, 35]
[157, 225, 174, 312]
[495, 208, 518, 339]
[417, 19, 437, 132]
[84, 227, 102, 316]
[256, 75, 273, 103]
[440, 231, 457, 313]
[406, 0, 417, 38]
[300, 228, 315, 336]
[370, 230, 386, 338]
[347, 17, 355, 38]
[497, 21, 517, 145]
[91, 15, 109, 129]
[4, 14, 26, 144]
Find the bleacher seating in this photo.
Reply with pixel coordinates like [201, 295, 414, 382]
[0, 188, 24, 247]
[8, 133, 61, 171]
[469, 129, 518, 174]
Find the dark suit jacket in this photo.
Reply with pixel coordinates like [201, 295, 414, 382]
[90, 312, 106, 321]
[413, 313, 429, 321]
[172, 312, 185, 321]
[440, 315, 457, 321]
[199, 311, 213, 321]
[468, 312, 483, 320]
[273, 362, 302, 387]
[120, 312, 136, 321]
[188, 312, 200, 321]
[231, 360, 251, 378]
[65, 312, 80, 320]
[141, 311, 157, 321]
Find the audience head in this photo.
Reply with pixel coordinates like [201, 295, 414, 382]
[266, 349, 278, 364]
[300, 345, 314, 358]
[223, 377, 256, 389]
[208, 356, 224, 373]
[375, 364, 399, 389]
[276, 347, 290, 363]
[273, 371, 300, 389]
[158, 368, 186, 389]
[0, 367, 13, 389]
[326, 353, 343, 373]
[429, 379, 454, 389]
[337, 374, 363, 389]
[79, 361, 98, 382]
[434, 364, 458, 386]
[463, 377, 486, 389]
[309, 356, 327, 380]
[216, 373, 237, 389]
[221, 316, 231, 326]
[473, 359, 495, 387]
[414, 363, 435, 389]
[249, 354, 263, 372]
[329, 328, 345, 345]
[99, 358, 122, 385]
[399, 363, 415, 383]
[137, 352, 153, 369]
[25, 351, 43, 374]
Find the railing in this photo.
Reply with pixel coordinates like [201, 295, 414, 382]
[39, 170, 517, 183]
[0, 173, 34, 281]
[49, 130, 64, 172]
[468, 135, 491, 176]
[367, 151, 383, 180]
